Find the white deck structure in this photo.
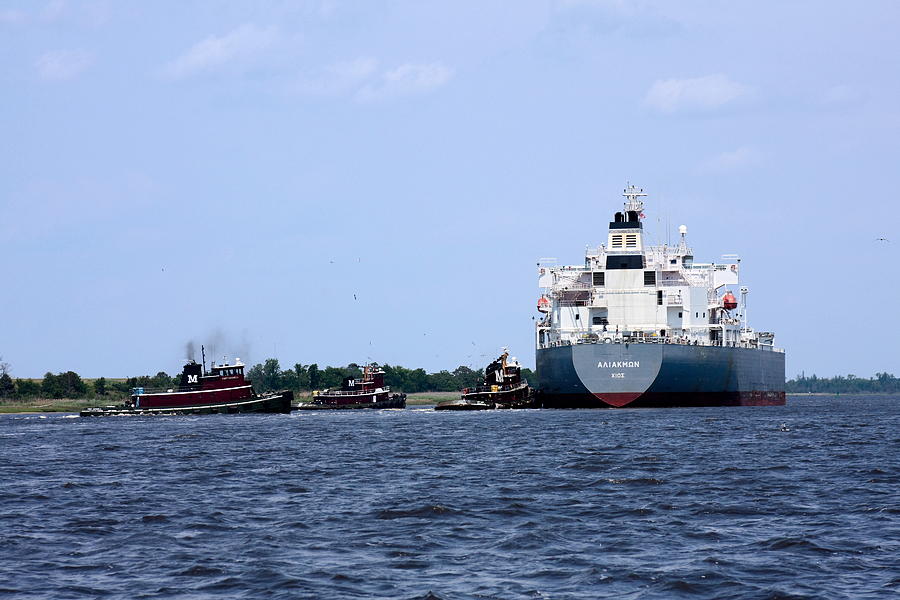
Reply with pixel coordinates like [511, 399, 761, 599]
[536, 185, 780, 352]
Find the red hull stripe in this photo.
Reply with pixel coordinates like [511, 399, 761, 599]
[592, 392, 642, 407]
[137, 385, 254, 408]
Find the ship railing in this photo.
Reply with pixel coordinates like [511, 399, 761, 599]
[463, 382, 527, 394]
[714, 317, 742, 325]
[551, 282, 592, 292]
[318, 387, 387, 396]
[657, 279, 691, 287]
[131, 386, 177, 395]
[539, 337, 784, 352]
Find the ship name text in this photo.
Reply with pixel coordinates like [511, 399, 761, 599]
[597, 361, 640, 368]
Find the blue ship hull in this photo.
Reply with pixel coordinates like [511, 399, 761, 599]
[536, 343, 785, 408]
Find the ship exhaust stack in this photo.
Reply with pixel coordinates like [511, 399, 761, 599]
[607, 185, 647, 255]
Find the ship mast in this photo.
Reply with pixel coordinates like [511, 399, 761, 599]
[622, 183, 647, 214]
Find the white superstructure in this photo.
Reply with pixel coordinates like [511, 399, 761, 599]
[536, 185, 779, 352]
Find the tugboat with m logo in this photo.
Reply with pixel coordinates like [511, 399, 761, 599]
[80, 346, 293, 416]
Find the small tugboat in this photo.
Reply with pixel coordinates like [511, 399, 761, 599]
[80, 349, 293, 416]
[435, 350, 535, 410]
[294, 364, 406, 410]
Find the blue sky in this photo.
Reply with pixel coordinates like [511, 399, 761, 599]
[2, 1, 899, 379]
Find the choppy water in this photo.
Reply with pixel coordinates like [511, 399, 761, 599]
[1, 396, 898, 600]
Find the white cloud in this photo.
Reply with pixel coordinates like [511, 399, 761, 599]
[162, 24, 280, 80]
[698, 146, 761, 173]
[356, 62, 453, 102]
[644, 74, 752, 114]
[35, 49, 93, 81]
[295, 57, 379, 96]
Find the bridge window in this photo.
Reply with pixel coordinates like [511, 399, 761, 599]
[644, 271, 656, 285]
[593, 272, 605, 286]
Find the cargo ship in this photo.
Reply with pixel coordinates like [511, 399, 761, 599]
[435, 350, 535, 410]
[80, 352, 293, 416]
[294, 364, 406, 410]
[535, 185, 785, 408]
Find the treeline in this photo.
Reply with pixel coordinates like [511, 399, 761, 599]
[0, 370, 179, 400]
[786, 372, 900, 394]
[0, 371, 96, 400]
[0, 360, 537, 400]
[1, 371, 94, 399]
[246, 359, 537, 394]
[4, 364, 897, 399]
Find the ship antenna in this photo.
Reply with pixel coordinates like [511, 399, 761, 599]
[201, 345, 207, 376]
[622, 183, 647, 213]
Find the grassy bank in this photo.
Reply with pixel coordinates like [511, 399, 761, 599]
[405, 391, 457, 405]
[0, 398, 99, 414]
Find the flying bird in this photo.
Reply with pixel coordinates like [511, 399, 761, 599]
[353, 294, 357, 300]
[876, 237, 890, 242]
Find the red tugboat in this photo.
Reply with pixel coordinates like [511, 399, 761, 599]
[435, 350, 535, 410]
[295, 364, 406, 410]
[80, 350, 293, 416]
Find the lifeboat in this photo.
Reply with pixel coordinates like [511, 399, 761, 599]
[722, 292, 738, 310]
[537, 296, 551, 313]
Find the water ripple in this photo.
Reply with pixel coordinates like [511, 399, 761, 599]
[0, 396, 898, 599]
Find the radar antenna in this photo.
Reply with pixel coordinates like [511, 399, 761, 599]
[622, 183, 647, 214]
